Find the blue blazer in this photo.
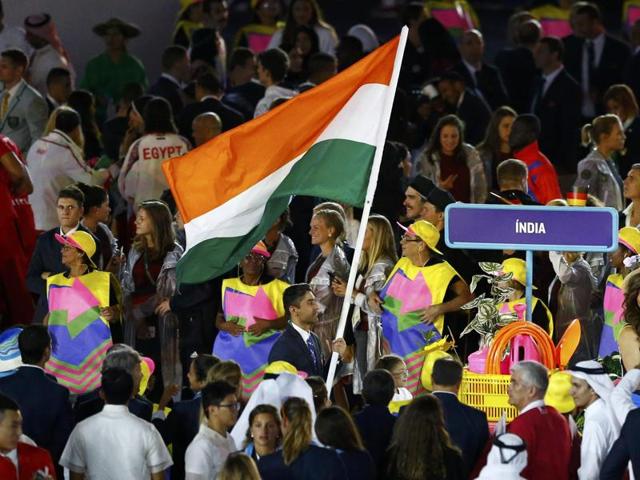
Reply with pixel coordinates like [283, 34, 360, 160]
[0, 366, 73, 462]
[268, 324, 324, 377]
[258, 445, 349, 480]
[353, 405, 396, 474]
[601, 408, 640, 479]
[152, 395, 201, 480]
[433, 391, 489, 476]
[337, 449, 376, 480]
[0, 79, 48, 153]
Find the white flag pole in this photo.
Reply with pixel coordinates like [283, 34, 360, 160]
[325, 27, 408, 391]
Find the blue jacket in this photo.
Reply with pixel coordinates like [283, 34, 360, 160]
[433, 391, 489, 476]
[353, 405, 396, 473]
[600, 408, 640, 479]
[336, 449, 376, 480]
[258, 445, 349, 480]
[152, 395, 201, 480]
[268, 324, 325, 377]
[0, 366, 73, 462]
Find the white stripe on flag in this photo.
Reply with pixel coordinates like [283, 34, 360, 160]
[183, 83, 389, 254]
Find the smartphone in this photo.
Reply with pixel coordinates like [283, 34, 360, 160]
[328, 271, 336, 284]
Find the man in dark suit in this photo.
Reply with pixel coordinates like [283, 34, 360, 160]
[73, 344, 152, 424]
[44, 67, 71, 116]
[25, 185, 102, 323]
[495, 19, 541, 114]
[268, 283, 347, 377]
[149, 45, 190, 117]
[563, 2, 631, 118]
[0, 326, 73, 468]
[531, 36, 581, 177]
[624, 20, 640, 103]
[600, 407, 640, 479]
[177, 72, 244, 143]
[437, 71, 491, 145]
[431, 358, 489, 477]
[452, 29, 509, 110]
[223, 47, 265, 120]
[353, 369, 397, 473]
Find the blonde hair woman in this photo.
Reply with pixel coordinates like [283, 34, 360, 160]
[306, 208, 350, 358]
[574, 114, 625, 210]
[257, 397, 348, 478]
[332, 214, 397, 393]
[218, 452, 261, 480]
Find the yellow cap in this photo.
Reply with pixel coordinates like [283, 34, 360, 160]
[139, 357, 155, 396]
[501, 258, 536, 290]
[544, 371, 575, 414]
[265, 361, 302, 376]
[179, 0, 203, 17]
[55, 231, 97, 268]
[619, 227, 640, 255]
[398, 220, 442, 254]
[421, 349, 452, 391]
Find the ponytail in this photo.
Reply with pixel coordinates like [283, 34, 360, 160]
[581, 114, 621, 147]
[281, 397, 312, 465]
[581, 123, 594, 147]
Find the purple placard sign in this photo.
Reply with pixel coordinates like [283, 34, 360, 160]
[444, 204, 618, 252]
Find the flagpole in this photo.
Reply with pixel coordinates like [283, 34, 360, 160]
[325, 26, 408, 391]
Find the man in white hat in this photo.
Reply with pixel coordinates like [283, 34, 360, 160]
[476, 433, 528, 480]
[569, 360, 621, 479]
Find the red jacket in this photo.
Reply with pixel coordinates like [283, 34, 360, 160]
[507, 405, 571, 480]
[0, 442, 56, 480]
[513, 141, 563, 205]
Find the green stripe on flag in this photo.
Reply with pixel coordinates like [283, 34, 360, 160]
[178, 138, 375, 284]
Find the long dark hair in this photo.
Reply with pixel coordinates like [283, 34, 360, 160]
[132, 200, 176, 260]
[424, 114, 465, 165]
[385, 395, 460, 480]
[477, 106, 516, 158]
[143, 96, 177, 134]
[624, 271, 640, 335]
[67, 89, 101, 157]
[314, 406, 365, 452]
[280, 0, 332, 51]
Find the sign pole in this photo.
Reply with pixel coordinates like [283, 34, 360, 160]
[525, 250, 533, 322]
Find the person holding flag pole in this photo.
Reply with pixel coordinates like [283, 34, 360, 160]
[162, 28, 412, 394]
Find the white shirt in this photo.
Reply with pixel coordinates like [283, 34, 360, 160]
[27, 130, 106, 231]
[519, 399, 545, 415]
[578, 398, 620, 480]
[254, 84, 296, 117]
[623, 203, 638, 227]
[28, 44, 75, 96]
[0, 448, 18, 469]
[0, 25, 32, 57]
[291, 321, 311, 342]
[60, 404, 172, 479]
[581, 33, 605, 117]
[119, 132, 190, 207]
[185, 423, 237, 480]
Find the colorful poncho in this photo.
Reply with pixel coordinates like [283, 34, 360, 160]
[45, 270, 113, 394]
[598, 273, 625, 358]
[380, 257, 458, 395]
[213, 277, 288, 397]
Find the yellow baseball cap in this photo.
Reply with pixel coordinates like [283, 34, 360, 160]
[397, 220, 443, 254]
[55, 231, 97, 268]
[619, 227, 640, 255]
[544, 371, 575, 414]
[501, 258, 536, 290]
[264, 361, 308, 379]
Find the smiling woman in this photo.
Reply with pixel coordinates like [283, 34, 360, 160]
[417, 114, 487, 204]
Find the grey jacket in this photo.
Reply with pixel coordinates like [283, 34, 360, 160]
[417, 143, 488, 203]
[574, 149, 623, 210]
[0, 79, 48, 153]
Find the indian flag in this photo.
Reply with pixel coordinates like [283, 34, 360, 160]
[163, 32, 406, 284]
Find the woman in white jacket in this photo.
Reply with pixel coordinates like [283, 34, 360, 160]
[118, 97, 190, 211]
[27, 106, 108, 231]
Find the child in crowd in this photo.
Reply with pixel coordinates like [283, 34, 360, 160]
[375, 354, 412, 414]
